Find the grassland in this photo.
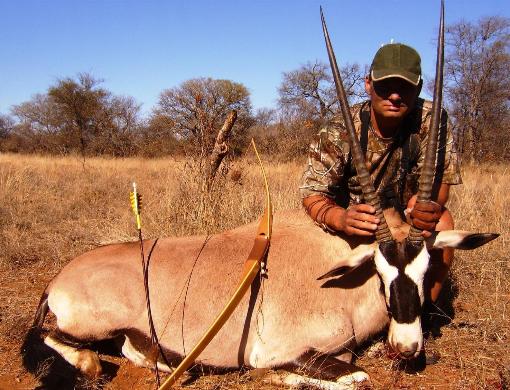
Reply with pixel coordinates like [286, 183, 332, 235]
[0, 153, 508, 389]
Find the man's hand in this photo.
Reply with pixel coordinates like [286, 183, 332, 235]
[408, 200, 442, 238]
[302, 196, 380, 237]
[338, 204, 380, 236]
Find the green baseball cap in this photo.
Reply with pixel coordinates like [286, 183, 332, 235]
[370, 43, 422, 86]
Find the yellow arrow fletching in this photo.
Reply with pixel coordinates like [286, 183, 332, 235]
[130, 182, 142, 230]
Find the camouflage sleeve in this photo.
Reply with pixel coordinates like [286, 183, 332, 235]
[299, 127, 350, 199]
[416, 108, 462, 185]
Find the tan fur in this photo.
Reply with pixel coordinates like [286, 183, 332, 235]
[39, 206, 495, 384]
[45, 209, 389, 371]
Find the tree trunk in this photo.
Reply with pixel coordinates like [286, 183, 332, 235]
[206, 110, 237, 189]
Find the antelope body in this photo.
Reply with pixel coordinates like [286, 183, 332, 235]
[25, 208, 496, 389]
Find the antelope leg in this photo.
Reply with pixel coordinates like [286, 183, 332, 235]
[267, 350, 370, 389]
[44, 333, 102, 378]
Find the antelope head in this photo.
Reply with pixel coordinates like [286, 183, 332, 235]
[319, 2, 498, 359]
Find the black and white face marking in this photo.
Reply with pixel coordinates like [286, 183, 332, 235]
[373, 240, 430, 358]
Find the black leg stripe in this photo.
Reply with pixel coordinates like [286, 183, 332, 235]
[281, 350, 365, 381]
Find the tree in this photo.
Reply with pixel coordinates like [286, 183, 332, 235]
[89, 95, 141, 156]
[138, 114, 180, 157]
[11, 73, 142, 156]
[444, 16, 510, 161]
[273, 61, 366, 160]
[11, 94, 65, 153]
[278, 61, 366, 127]
[153, 78, 252, 157]
[0, 114, 16, 152]
[47, 73, 112, 155]
[0, 114, 14, 139]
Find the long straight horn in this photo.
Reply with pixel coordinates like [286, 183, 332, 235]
[408, 0, 445, 242]
[320, 7, 392, 243]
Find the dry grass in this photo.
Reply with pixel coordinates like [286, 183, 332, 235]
[0, 153, 508, 389]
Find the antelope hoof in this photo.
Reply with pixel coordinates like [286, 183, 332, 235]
[76, 350, 102, 378]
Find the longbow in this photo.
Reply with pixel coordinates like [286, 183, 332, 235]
[158, 139, 273, 389]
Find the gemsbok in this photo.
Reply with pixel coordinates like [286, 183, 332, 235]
[23, 4, 498, 390]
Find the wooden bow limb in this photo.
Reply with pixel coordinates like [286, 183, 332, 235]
[158, 139, 272, 389]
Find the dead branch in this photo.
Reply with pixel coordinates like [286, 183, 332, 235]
[206, 110, 237, 188]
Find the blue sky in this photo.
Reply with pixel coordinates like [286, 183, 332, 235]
[1, 1, 508, 116]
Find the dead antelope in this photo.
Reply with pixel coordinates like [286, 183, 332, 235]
[23, 4, 498, 390]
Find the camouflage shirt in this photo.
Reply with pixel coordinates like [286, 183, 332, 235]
[299, 98, 462, 216]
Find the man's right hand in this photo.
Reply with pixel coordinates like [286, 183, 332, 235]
[337, 204, 380, 236]
[303, 196, 380, 237]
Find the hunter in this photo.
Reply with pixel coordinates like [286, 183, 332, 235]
[300, 43, 462, 303]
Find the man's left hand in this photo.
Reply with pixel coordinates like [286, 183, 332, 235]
[408, 200, 442, 237]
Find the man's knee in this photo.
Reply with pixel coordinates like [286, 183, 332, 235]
[432, 208, 455, 271]
[437, 208, 454, 231]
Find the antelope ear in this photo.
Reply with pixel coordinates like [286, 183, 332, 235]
[427, 231, 499, 250]
[317, 245, 375, 280]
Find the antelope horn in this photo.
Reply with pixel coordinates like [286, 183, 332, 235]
[408, 0, 445, 242]
[320, 7, 393, 243]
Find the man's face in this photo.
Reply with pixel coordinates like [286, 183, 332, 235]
[365, 77, 421, 120]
